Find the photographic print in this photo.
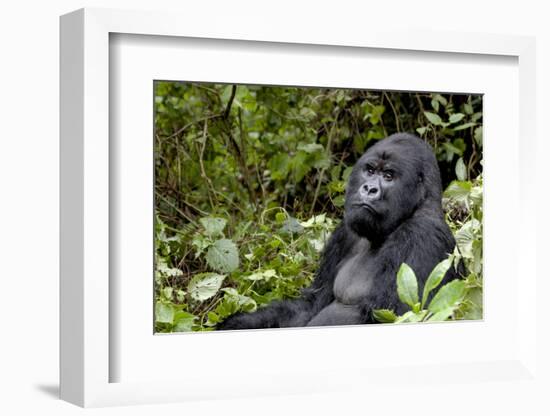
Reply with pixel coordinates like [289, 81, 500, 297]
[154, 82, 483, 333]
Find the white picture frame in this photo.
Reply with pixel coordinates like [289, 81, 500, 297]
[60, 7, 542, 409]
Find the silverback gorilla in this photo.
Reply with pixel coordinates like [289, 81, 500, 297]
[219, 133, 458, 330]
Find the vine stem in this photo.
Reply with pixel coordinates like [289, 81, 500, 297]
[309, 117, 339, 216]
[197, 120, 217, 210]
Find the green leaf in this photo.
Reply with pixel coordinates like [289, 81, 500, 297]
[427, 308, 455, 322]
[300, 213, 326, 228]
[444, 180, 472, 204]
[176, 290, 186, 303]
[369, 105, 386, 125]
[421, 258, 453, 308]
[424, 111, 443, 126]
[342, 166, 354, 182]
[449, 113, 465, 124]
[205, 239, 239, 273]
[199, 217, 227, 237]
[441, 142, 464, 160]
[461, 287, 483, 320]
[188, 273, 226, 301]
[221, 288, 257, 312]
[433, 94, 448, 106]
[455, 157, 467, 181]
[269, 153, 291, 180]
[297, 143, 324, 154]
[396, 263, 419, 308]
[191, 234, 211, 258]
[162, 287, 173, 300]
[173, 311, 196, 332]
[470, 185, 483, 207]
[155, 301, 175, 324]
[474, 126, 483, 147]
[453, 122, 477, 131]
[206, 311, 221, 324]
[416, 126, 428, 136]
[428, 280, 467, 314]
[455, 219, 481, 259]
[333, 195, 345, 207]
[245, 269, 277, 281]
[275, 212, 286, 223]
[394, 310, 428, 323]
[291, 151, 313, 182]
[280, 217, 304, 234]
[156, 261, 184, 278]
[372, 309, 397, 323]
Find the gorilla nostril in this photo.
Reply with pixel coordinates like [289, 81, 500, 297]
[368, 186, 379, 196]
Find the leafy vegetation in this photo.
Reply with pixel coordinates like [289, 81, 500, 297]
[154, 82, 483, 332]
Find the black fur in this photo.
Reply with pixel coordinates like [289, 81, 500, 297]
[219, 133, 458, 330]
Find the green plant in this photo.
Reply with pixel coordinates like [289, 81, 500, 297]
[154, 211, 337, 332]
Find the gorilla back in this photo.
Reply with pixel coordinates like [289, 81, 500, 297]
[219, 133, 458, 330]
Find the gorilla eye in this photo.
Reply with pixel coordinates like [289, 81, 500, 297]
[365, 164, 375, 175]
[383, 171, 394, 181]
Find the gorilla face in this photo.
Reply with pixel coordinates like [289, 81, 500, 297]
[344, 133, 441, 242]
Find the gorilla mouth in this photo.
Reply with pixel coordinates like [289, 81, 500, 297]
[353, 202, 377, 214]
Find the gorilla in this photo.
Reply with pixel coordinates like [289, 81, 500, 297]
[219, 133, 458, 330]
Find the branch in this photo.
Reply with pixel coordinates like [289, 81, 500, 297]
[223, 85, 237, 120]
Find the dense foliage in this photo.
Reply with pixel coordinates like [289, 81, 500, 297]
[154, 82, 483, 332]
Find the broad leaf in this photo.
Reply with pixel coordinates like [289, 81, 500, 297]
[372, 309, 397, 323]
[427, 308, 455, 322]
[474, 126, 483, 147]
[461, 287, 483, 320]
[173, 311, 196, 332]
[297, 142, 324, 154]
[449, 113, 465, 124]
[454, 122, 477, 131]
[300, 214, 326, 228]
[205, 239, 239, 273]
[188, 273, 226, 301]
[396, 263, 419, 308]
[432, 93, 448, 106]
[455, 219, 481, 259]
[394, 310, 427, 323]
[221, 288, 257, 312]
[444, 180, 472, 205]
[424, 111, 443, 126]
[245, 269, 277, 281]
[155, 301, 175, 324]
[455, 158, 467, 181]
[428, 280, 467, 314]
[280, 217, 304, 234]
[199, 217, 227, 237]
[421, 257, 453, 308]
[416, 126, 428, 135]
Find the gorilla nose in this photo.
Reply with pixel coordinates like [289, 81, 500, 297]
[361, 183, 380, 199]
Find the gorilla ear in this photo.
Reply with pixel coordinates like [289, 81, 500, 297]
[417, 171, 427, 201]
